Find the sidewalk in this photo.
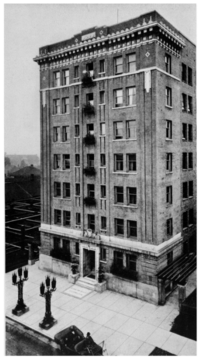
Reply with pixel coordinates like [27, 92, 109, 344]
[5, 262, 196, 356]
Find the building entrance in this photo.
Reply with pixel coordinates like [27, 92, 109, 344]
[83, 249, 95, 279]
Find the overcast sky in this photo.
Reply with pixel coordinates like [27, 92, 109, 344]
[4, 3, 196, 156]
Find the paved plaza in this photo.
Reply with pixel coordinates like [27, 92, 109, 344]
[5, 262, 196, 356]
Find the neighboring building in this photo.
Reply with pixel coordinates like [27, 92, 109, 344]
[34, 10, 196, 304]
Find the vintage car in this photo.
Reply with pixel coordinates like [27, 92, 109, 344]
[54, 325, 103, 356]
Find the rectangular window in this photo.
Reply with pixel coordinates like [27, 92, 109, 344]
[182, 123, 187, 140]
[166, 87, 172, 107]
[100, 154, 106, 166]
[99, 59, 105, 74]
[182, 153, 187, 170]
[188, 67, 193, 86]
[75, 242, 80, 255]
[114, 89, 123, 107]
[183, 211, 188, 229]
[127, 187, 137, 205]
[62, 69, 69, 85]
[54, 182, 61, 197]
[63, 211, 70, 227]
[74, 65, 79, 79]
[183, 182, 188, 199]
[188, 124, 193, 141]
[114, 154, 123, 171]
[189, 209, 193, 225]
[100, 247, 106, 260]
[75, 124, 80, 137]
[99, 91, 105, 104]
[100, 123, 106, 136]
[88, 214, 95, 231]
[62, 126, 69, 142]
[126, 120, 136, 139]
[114, 186, 124, 203]
[53, 99, 60, 115]
[87, 123, 94, 135]
[114, 56, 123, 74]
[127, 154, 136, 171]
[166, 218, 173, 235]
[127, 220, 137, 238]
[165, 54, 171, 74]
[62, 97, 69, 114]
[182, 94, 187, 112]
[54, 209, 61, 225]
[76, 213, 81, 226]
[188, 96, 193, 114]
[182, 63, 187, 82]
[126, 87, 136, 106]
[114, 251, 123, 267]
[75, 154, 80, 166]
[87, 154, 94, 167]
[53, 154, 61, 170]
[166, 120, 172, 139]
[114, 121, 123, 139]
[63, 183, 70, 198]
[115, 218, 124, 236]
[63, 154, 70, 170]
[88, 184, 95, 198]
[126, 254, 136, 271]
[54, 71, 60, 87]
[189, 153, 193, 169]
[101, 217, 107, 231]
[101, 185, 106, 198]
[127, 53, 136, 73]
[75, 183, 80, 196]
[166, 153, 172, 172]
[74, 95, 79, 108]
[189, 181, 193, 197]
[53, 127, 59, 142]
[166, 186, 173, 204]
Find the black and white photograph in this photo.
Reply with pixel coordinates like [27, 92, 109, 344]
[4, 2, 196, 356]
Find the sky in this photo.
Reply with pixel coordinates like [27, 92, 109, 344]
[4, 2, 196, 156]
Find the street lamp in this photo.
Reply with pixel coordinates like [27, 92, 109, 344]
[12, 267, 29, 316]
[39, 275, 57, 330]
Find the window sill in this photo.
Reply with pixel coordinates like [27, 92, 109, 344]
[112, 105, 136, 110]
[165, 105, 173, 109]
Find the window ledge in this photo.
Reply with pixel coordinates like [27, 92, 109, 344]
[165, 105, 173, 109]
[112, 105, 136, 110]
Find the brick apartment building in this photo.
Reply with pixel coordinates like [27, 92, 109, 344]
[34, 10, 196, 304]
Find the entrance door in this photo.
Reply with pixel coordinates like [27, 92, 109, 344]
[83, 249, 95, 278]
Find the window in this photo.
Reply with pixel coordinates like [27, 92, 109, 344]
[182, 63, 187, 82]
[101, 185, 106, 198]
[99, 91, 105, 104]
[188, 96, 193, 114]
[114, 89, 123, 107]
[166, 186, 173, 204]
[127, 154, 136, 171]
[63, 211, 70, 227]
[100, 123, 105, 136]
[165, 54, 171, 74]
[182, 123, 187, 140]
[53, 154, 61, 170]
[166, 87, 172, 107]
[75, 124, 80, 137]
[127, 187, 137, 205]
[189, 153, 193, 169]
[182, 153, 187, 170]
[63, 154, 70, 170]
[166, 218, 173, 235]
[99, 59, 105, 74]
[54, 71, 60, 87]
[75, 183, 80, 196]
[126, 254, 136, 271]
[53, 99, 60, 114]
[114, 121, 123, 139]
[62, 97, 69, 114]
[182, 94, 187, 112]
[114, 56, 123, 74]
[126, 87, 136, 106]
[188, 124, 193, 141]
[53, 127, 59, 142]
[115, 218, 124, 235]
[62, 126, 69, 142]
[74, 65, 79, 79]
[101, 218, 107, 231]
[183, 211, 188, 229]
[54, 182, 61, 197]
[74, 95, 79, 108]
[63, 183, 70, 198]
[166, 120, 172, 139]
[127, 220, 137, 238]
[114, 186, 124, 203]
[100, 154, 106, 166]
[126, 120, 136, 139]
[87, 154, 94, 167]
[189, 209, 193, 225]
[114, 251, 123, 267]
[88, 184, 95, 198]
[114, 154, 123, 171]
[167, 251, 173, 265]
[188, 67, 193, 86]
[75, 242, 80, 255]
[183, 182, 188, 199]
[75, 154, 80, 166]
[54, 209, 61, 225]
[86, 93, 94, 106]
[62, 69, 69, 85]
[127, 53, 136, 72]
[100, 247, 106, 260]
[76, 213, 81, 226]
[88, 214, 95, 231]
[189, 181, 193, 197]
[54, 237, 61, 249]
[87, 123, 94, 135]
[166, 153, 172, 172]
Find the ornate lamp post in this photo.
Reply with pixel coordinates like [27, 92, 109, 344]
[39, 275, 57, 330]
[12, 267, 29, 316]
